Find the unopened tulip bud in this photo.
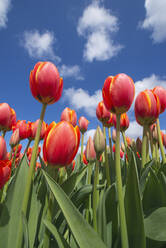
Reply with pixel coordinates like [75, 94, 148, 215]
[112, 129, 116, 143]
[85, 137, 96, 162]
[151, 123, 158, 142]
[93, 126, 105, 159]
[78, 116, 89, 134]
[9, 129, 20, 148]
[131, 139, 136, 150]
[136, 137, 142, 155]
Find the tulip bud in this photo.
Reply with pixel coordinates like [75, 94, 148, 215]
[0, 137, 7, 160]
[103, 113, 114, 128]
[85, 137, 96, 162]
[112, 129, 116, 143]
[93, 126, 105, 159]
[0, 160, 12, 189]
[78, 116, 89, 133]
[121, 142, 125, 152]
[126, 136, 132, 147]
[131, 139, 136, 150]
[13, 120, 31, 140]
[112, 144, 124, 158]
[29, 119, 47, 140]
[151, 123, 158, 142]
[113, 113, 129, 132]
[60, 107, 77, 127]
[0, 103, 16, 131]
[136, 137, 142, 155]
[30, 61, 63, 105]
[9, 128, 20, 148]
[153, 86, 166, 114]
[96, 101, 110, 123]
[102, 73, 135, 114]
[72, 160, 76, 171]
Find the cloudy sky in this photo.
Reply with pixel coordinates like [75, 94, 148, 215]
[1, 0, 166, 149]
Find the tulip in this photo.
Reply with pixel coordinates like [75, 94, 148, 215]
[9, 128, 20, 148]
[71, 160, 76, 171]
[85, 137, 96, 162]
[113, 113, 129, 132]
[60, 107, 77, 127]
[83, 152, 89, 165]
[78, 116, 89, 134]
[29, 119, 47, 140]
[43, 121, 80, 167]
[13, 120, 31, 140]
[0, 103, 16, 132]
[112, 144, 124, 158]
[121, 142, 125, 152]
[96, 101, 110, 123]
[30, 61, 63, 105]
[135, 90, 160, 126]
[136, 137, 142, 156]
[93, 126, 105, 160]
[0, 137, 7, 160]
[0, 160, 12, 189]
[102, 73, 135, 114]
[153, 86, 166, 114]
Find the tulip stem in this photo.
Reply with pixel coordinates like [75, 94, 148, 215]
[93, 159, 99, 232]
[115, 114, 129, 248]
[86, 163, 92, 223]
[81, 133, 84, 162]
[16, 103, 47, 248]
[108, 127, 112, 156]
[156, 118, 166, 164]
[24, 139, 32, 156]
[9, 147, 13, 160]
[103, 125, 111, 186]
[142, 125, 148, 169]
[155, 143, 160, 162]
[149, 129, 155, 160]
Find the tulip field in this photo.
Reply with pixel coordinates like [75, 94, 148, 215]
[1, 61, 166, 248]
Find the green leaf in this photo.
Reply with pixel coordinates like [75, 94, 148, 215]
[42, 170, 107, 248]
[143, 167, 166, 215]
[22, 212, 29, 248]
[43, 218, 70, 248]
[97, 189, 107, 243]
[144, 207, 166, 242]
[139, 161, 154, 196]
[0, 155, 29, 248]
[125, 152, 146, 248]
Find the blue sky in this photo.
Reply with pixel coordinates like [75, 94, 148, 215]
[1, 0, 166, 151]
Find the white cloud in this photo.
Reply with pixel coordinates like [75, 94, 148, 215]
[141, 0, 166, 43]
[0, 0, 11, 28]
[21, 30, 61, 62]
[84, 129, 96, 144]
[125, 121, 143, 139]
[63, 87, 102, 117]
[59, 64, 84, 80]
[77, 1, 123, 62]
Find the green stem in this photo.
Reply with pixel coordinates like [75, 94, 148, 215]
[86, 163, 92, 223]
[9, 147, 13, 160]
[108, 127, 112, 156]
[103, 125, 111, 187]
[81, 133, 84, 162]
[24, 139, 32, 156]
[142, 125, 148, 169]
[155, 142, 160, 162]
[149, 129, 155, 160]
[93, 159, 99, 232]
[16, 103, 47, 248]
[115, 114, 129, 248]
[156, 118, 166, 164]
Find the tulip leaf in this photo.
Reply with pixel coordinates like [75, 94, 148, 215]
[144, 207, 166, 242]
[125, 152, 146, 248]
[0, 155, 29, 248]
[22, 212, 29, 248]
[42, 170, 107, 248]
[43, 218, 71, 248]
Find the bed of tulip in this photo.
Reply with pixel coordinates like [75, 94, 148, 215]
[0, 61, 166, 248]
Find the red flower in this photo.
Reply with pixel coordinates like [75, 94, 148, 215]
[102, 74, 135, 114]
[153, 86, 166, 114]
[29, 119, 47, 140]
[113, 113, 129, 132]
[85, 137, 96, 162]
[112, 144, 124, 158]
[96, 101, 110, 123]
[103, 113, 114, 128]
[78, 116, 89, 133]
[30, 61, 63, 104]
[13, 120, 31, 140]
[0, 103, 16, 131]
[60, 107, 77, 127]
[43, 121, 80, 167]
[0, 160, 11, 189]
[134, 89, 160, 126]
[0, 137, 7, 160]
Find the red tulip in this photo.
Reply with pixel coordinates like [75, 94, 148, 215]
[102, 73, 135, 114]
[0, 160, 12, 189]
[112, 144, 124, 158]
[72, 160, 76, 171]
[0, 103, 16, 131]
[29, 119, 47, 140]
[30, 61, 63, 104]
[113, 113, 129, 132]
[85, 137, 96, 162]
[103, 113, 114, 128]
[153, 86, 166, 114]
[78, 116, 89, 133]
[9, 128, 20, 147]
[13, 120, 31, 140]
[60, 107, 77, 127]
[134, 89, 160, 126]
[43, 121, 80, 167]
[126, 136, 132, 147]
[0, 137, 7, 160]
[83, 152, 89, 165]
[96, 101, 110, 123]
[27, 146, 41, 162]
[13, 144, 22, 154]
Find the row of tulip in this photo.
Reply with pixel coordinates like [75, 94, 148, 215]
[0, 61, 166, 248]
